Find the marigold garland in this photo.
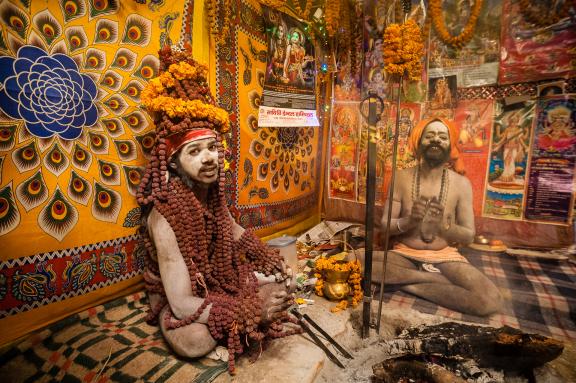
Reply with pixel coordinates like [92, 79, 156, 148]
[143, 97, 230, 131]
[206, 0, 218, 36]
[259, 0, 286, 10]
[383, 19, 424, 81]
[218, 0, 231, 45]
[429, 0, 484, 49]
[314, 257, 363, 313]
[141, 61, 230, 133]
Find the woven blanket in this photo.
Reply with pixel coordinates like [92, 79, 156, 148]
[0, 292, 227, 383]
[381, 249, 576, 341]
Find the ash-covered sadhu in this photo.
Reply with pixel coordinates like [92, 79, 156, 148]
[137, 46, 299, 374]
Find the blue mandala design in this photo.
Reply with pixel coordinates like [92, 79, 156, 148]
[0, 46, 98, 140]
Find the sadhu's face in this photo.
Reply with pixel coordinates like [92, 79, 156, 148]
[176, 138, 219, 185]
[419, 121, 451, 164]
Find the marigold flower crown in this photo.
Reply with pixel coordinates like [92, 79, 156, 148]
[141, 46, 230, 135]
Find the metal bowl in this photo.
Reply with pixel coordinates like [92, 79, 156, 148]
[475, 235, 490, 245]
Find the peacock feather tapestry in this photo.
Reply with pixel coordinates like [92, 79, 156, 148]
[0, 0, 192, 344]
[0, 0, 325, 344]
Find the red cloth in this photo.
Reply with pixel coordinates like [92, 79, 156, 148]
[165, 128, 216, 158]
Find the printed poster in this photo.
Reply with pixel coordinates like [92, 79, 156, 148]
[385, 102, 422, 170]
[328, 102, 361, 201]
[428, 0, 502, 87]
[356, 102, 390, 205]
[455, 99, 494, 216]
[259, 6, 319, 127]
[525, 96, 576, 224]
[427, 75, 458, 110]
[499, 0, 576, 84]
[483, 101, 535, 220]
[356, 102, 421, 205]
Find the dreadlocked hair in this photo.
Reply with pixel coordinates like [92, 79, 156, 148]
[136, 45, 301, 374]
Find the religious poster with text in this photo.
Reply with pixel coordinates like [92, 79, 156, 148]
[455, 99, 494, 216]
[428, 0, 502, 87]
[328, 102, 361, 201]
[483, 101, 534, 220]
[259, 6, 319, 127]
[525, 96, 576, 224]
[499, 0, 576, 84]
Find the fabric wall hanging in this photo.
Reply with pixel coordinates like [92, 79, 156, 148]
[0, 0, 190, 344]
[209, 0, 325, 237]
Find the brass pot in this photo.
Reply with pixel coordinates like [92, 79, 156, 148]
[323, 268, 351, 301]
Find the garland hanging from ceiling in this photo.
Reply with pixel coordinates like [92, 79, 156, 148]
[429, 0, 484, 49]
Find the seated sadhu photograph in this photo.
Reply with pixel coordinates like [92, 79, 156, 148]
[0, 0, 573, 382]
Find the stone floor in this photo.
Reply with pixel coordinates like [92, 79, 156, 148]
[213, 297, 576, 383]
[213, 297, 352, 383]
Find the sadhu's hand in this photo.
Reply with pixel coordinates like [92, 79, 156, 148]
[261, 289, 294, 323]
[277, 261, 296, 292]
[425, 197, 445, 225]
[410, 197, 428, 224]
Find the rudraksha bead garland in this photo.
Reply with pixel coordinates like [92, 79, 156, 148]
[236, 229, 285, 274]
[147, 176, 298, 374]
[137, 45, 301, 374]
[138, 137, 297, 373]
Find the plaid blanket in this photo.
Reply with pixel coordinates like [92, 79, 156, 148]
[381, 248, 576, 341]
[0, 293, 227, 383]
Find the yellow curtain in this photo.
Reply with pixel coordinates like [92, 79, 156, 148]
[0, 0, 188, 345]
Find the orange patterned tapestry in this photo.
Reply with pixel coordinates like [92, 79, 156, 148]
[0, 0, 189, 344]
[213, 0, 324, 236]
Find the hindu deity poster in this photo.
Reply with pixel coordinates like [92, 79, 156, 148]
[455, 99, 494, 216]
[499, 0, 576, 84]
[427, 75, 458, 110]
[483, 101, 535, 220]
[356, 101, 391, 205]
[328, 102, 361, 201]
[362, 0, 387, 102]
[385, 102, 422, 169]
[428, 0, 502, 87]
[423, 74, 458, 121]
[258, 6, 319, 127]
[525, 96, 576, 224]
[360, 101, 422, 205]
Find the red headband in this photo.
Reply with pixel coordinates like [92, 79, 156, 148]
[165, 129, 217, 158]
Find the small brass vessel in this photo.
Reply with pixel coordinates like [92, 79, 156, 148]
[323, 264, 351, 301]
